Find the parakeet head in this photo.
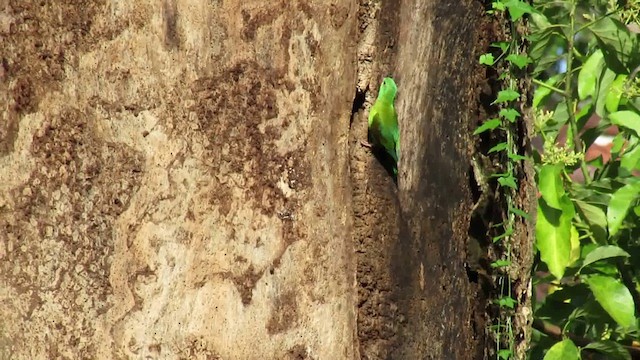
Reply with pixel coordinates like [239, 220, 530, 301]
[378, 77, 397, 101]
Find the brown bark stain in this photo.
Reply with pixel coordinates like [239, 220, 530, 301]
[0, 1, 103, 154]
[0, 0, 358, 359]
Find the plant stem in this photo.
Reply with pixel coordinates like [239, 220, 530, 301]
[565, 1, 592, 184]
[532, 78, 567, 96]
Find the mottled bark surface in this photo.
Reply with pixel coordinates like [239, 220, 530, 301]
[1, 1, 357, 358]
[0, 0, 532, 359]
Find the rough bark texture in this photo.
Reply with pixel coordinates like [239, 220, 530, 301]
[0, 0, 532, 359]
[350, 0, 488, 358]
[1, 1, 357, 359]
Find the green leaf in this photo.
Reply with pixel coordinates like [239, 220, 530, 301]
[569, 226, 580, 266]
[500, 108, 521, 122]
[588, 17, 640, 73]
[489, 142, 508, 153]
[479, 53, 495, 66]
[586, 275, 636, 328]
[495, 296, 517, 309]
[583, 341, 631, 360]
[606, 75, 627, 113]
[508, 152, 527, 161]
[491, 41, 510, 52]
[574, 200, 607, 244]
[536, 196, 575, 280]
[503, 0, 533, 21]
[607, 180, 640, 237]
[550, 101, 569, 130]
[538, 164, 564, 209]
[533, 74, 562, 108]
[509, 205, 530, 220]
[576, 102, 594, 131]
[609, 111, 640, 138]
[620, 142, 640, 176]
[532, 52, 563, 77]
[492, 1, 506, 11]
[578, 50, 604, 100]
[581, 246, 630, 271]
[498, 174, 517, 189]
[493, 227, 513, 243]
[543, 339, 579, 360]
[530, 11, 551, 31]
[491, 259, 511, 268]
[506, 53, 532, 69]
[493, 89, 520, 104]
[596, 68, 617, 117]
[474, 118, 501, 135]
[611, 133, 627, 155]
[497, 349, 512, 360]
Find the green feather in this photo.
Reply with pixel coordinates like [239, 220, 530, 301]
[368, 77, 399, 173]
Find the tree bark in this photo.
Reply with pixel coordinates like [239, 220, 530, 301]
[351, 0, 494, 358]
[1, 1, 357, 358]
[0, 0, 532, 359]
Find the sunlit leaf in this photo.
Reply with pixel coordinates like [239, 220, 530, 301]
[506, 53, 532, 69]
[500, 108, 521, 122]
[607, 180, 640, 236]
[606, 75, 627, 113]
[578, 50, 604, 100]
[503, 0, 533, 21]
[609, 111, 640, 138]
[537, 196, 575, 280]
[479, 53, 495, 66]
[493, 89, 520, 104]
[581, 246, 630, 271]
[543, 339, 579, 360]
[538, 164, 564, 209]
[474, 118, 501, 135]
[586, 275, 636, 328]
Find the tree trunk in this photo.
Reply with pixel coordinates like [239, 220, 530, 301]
[0, 0, 532, 359]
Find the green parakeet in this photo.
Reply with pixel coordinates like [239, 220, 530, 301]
[367, 77, 399, 174]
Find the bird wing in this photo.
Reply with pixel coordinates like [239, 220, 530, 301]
[369, 103, 399, 163]
[378, 106, 398, 162]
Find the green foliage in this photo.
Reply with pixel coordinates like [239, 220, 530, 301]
[543, 339, 580, 360]
[480, 0, 640, 358]
[529, 0, 640, 358]
[477, 0, 536, 357]
[585, 275, 636, 328]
